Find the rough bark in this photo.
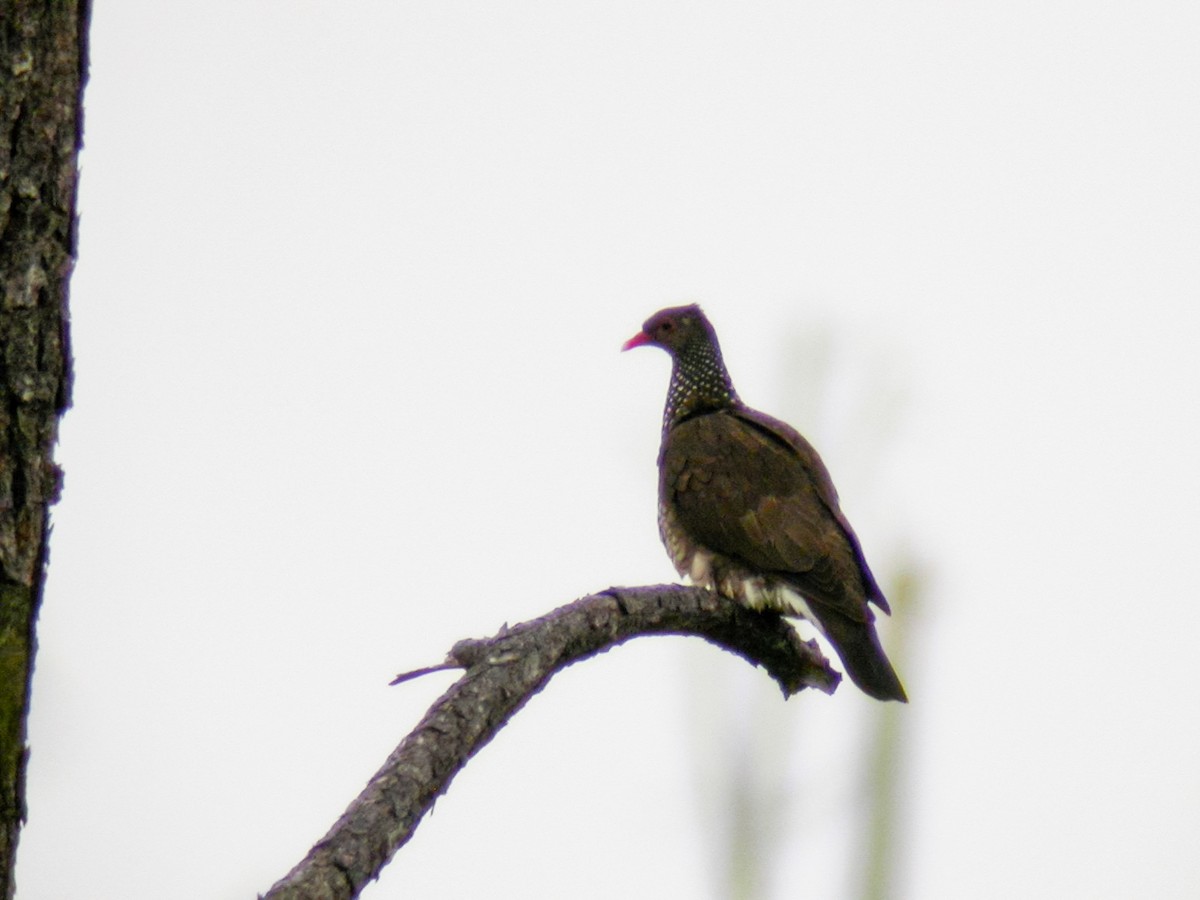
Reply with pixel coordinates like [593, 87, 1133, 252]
[0, 2, 88, 895]
[261, 584, 838, 900]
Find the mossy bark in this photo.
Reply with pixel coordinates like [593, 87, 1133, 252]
[0, 2, 89, 895]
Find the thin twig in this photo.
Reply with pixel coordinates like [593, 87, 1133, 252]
[387, 662, 461, 686]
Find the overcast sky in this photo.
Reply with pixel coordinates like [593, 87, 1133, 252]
[17, 2, 1200, 898]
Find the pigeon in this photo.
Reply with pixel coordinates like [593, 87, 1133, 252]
[623, 304, 906, 701]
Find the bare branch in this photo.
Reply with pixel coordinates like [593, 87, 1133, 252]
[261, 583, 837, 900]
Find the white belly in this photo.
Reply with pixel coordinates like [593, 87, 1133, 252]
[678, 545, 825, 637]
[660, 501, 824, 636]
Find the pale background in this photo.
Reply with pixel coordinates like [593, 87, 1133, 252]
[18, 2, 1200, 898]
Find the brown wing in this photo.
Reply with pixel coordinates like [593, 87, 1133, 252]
[733, 407, 890, 614]
[661, 408, 886, 622]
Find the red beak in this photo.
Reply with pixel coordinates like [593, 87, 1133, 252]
[622, 331, 651, 352]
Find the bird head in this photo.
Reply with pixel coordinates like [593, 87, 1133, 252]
[621, 304, 714, 355]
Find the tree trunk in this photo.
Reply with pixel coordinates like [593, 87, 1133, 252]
[0, 2, 89, 895]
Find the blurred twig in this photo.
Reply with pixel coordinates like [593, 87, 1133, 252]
[858, 563, 921, 900]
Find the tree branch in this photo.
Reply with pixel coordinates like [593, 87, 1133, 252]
[261, 584, 838, 900]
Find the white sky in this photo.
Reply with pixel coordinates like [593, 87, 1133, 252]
[17, 2, 1200, 898]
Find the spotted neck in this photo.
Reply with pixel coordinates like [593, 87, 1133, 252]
[663, 337, 739, 432]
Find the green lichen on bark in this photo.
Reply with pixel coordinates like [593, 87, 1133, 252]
[0, 584, 32, 835]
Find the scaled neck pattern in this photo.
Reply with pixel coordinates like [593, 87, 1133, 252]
[663, 337, 739, 433]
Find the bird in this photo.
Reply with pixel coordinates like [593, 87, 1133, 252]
[623, 304, 907, 702]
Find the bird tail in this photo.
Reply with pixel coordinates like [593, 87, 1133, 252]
[816, 607, 908, 703]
